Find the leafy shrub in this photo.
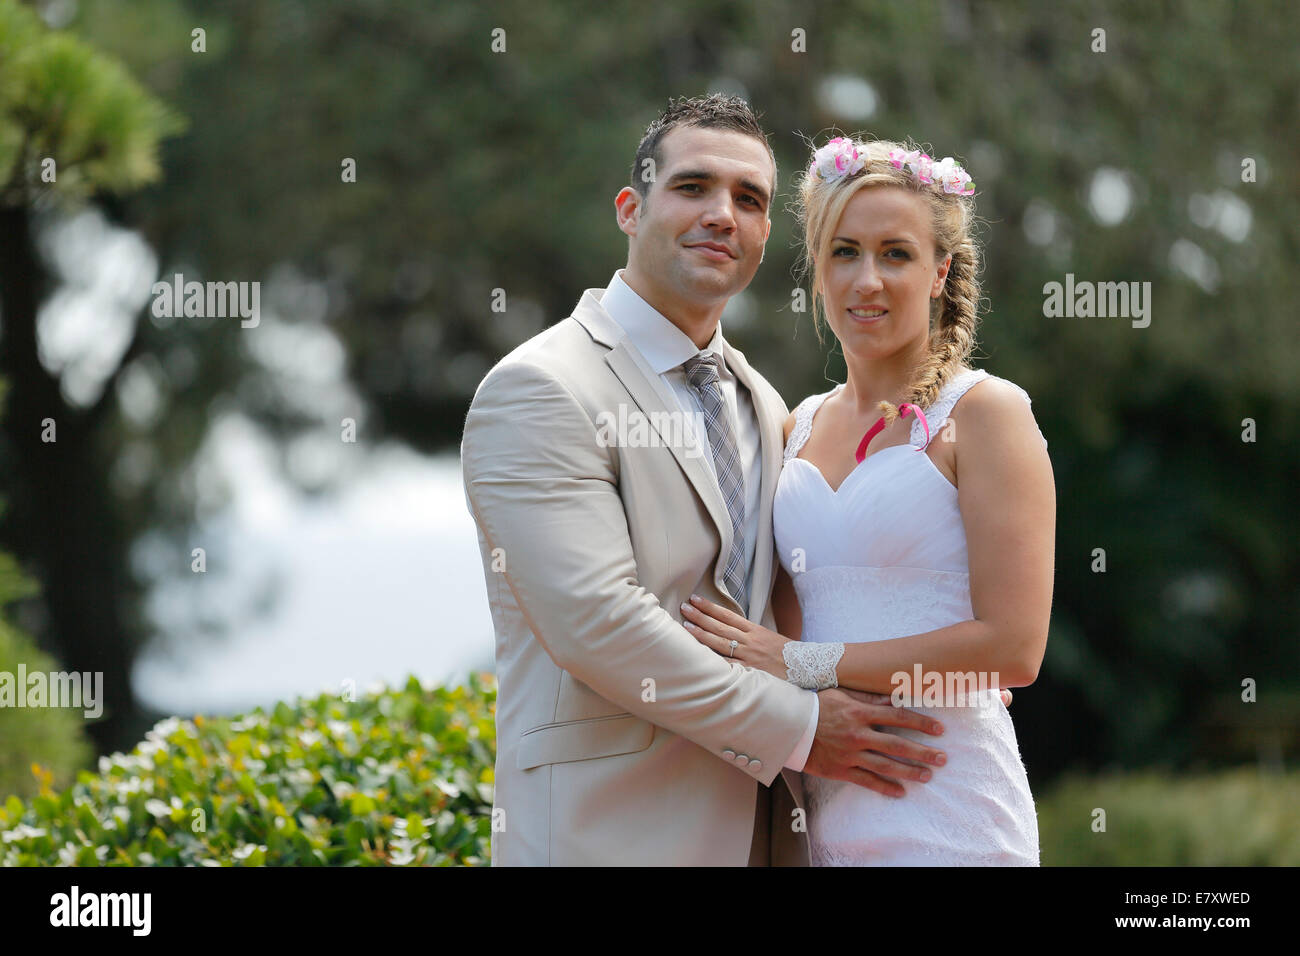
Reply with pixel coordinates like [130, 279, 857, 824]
[0, 673, 495, 866]
[0, 550, 95, 802]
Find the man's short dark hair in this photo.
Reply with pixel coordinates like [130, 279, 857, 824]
[630, 93, 778, 210]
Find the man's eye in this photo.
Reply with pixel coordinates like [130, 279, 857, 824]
[739, 195, 760, 206]
[679, 184, 701, 192]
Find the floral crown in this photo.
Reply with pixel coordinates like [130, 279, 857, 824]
[808, 137, 975, 196]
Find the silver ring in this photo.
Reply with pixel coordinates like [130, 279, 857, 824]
[728, 640, 739, 657]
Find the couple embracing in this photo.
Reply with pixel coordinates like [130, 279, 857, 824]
[461, 93, 1055, 866]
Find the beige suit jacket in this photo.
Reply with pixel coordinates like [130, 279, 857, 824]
[461, 288, 817, 866]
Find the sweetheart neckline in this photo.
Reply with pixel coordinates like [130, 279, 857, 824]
[786, 443, 957, 495]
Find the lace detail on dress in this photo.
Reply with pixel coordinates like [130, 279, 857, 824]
[794, 567, 1039, 867]
[783, 385, 843, 463]
[910, 368, 988, 448]
[794, 565, 972, 645]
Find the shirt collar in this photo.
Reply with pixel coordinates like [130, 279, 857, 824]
[600, 270, 730, 378]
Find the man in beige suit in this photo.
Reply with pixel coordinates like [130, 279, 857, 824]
[461, 95, 948, 865]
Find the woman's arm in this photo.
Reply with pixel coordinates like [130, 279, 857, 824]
[832, 379, 1055, 693]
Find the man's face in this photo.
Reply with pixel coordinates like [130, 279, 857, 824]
[617, 125, 774, 312]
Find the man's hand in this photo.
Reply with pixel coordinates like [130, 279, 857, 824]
[803, 688, 949, 798]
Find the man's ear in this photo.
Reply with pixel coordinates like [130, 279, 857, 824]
[615, 186, 643, 239]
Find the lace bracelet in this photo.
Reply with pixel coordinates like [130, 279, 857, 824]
[782, 641, 844, 690]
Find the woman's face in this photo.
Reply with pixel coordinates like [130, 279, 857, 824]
[820, 185, 951, 364]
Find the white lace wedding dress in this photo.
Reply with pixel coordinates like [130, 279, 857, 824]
[776, 368, 1043, 866]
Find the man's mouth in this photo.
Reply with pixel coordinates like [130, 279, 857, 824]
[686, 242, 736, 260]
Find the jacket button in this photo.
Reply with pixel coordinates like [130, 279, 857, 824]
[749, 759, 762, 773]
[735, 754, 750, 766]
[722, 749, 736, 761]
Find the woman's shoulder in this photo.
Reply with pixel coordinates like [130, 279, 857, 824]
[959, 371, 1034, 409]
[946, 370, 1046, 448]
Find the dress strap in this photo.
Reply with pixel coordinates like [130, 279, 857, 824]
[784, 384, 843, 462]
[912, 369, 988, 448]
[913, 368, 1047, 450]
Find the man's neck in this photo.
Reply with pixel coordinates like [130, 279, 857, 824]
[620, 267, 724, 350]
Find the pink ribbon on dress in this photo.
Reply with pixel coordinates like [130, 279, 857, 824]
[854, 403, 931, 463]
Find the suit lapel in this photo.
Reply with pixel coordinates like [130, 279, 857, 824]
[574, 293, 740, 608]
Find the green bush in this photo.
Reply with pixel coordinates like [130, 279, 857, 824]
[0, 552, 96, 803]
[1038, 766, 1300, 865]
[0, 673, 496, 866]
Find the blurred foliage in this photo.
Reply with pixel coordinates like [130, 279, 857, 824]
[0, 0, 186, 203]
[0, 673, 496, 866]
[0, 555, 94, 801]
[0, 375, 95, 799]
[1038, 766, 1300, 865]
[0, 0, 1291, 775]
[0, 0, 188, 754]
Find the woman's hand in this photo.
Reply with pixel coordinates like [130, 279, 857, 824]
[680, 593, 1016, 707]
[680, 594, 793, 680]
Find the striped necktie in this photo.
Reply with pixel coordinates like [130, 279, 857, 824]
[683, 352, 748, 612]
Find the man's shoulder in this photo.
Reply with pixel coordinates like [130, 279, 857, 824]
[473, 312, 605, 400]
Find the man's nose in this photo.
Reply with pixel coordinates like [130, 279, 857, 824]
[700, 194, 737, 230]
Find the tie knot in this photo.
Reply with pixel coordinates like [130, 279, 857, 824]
[683, 352, 721, 389]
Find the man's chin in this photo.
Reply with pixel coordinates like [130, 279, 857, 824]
[682, 262, 754, 298]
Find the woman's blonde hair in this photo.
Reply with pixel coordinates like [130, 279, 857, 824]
[793, 135, 982, 426]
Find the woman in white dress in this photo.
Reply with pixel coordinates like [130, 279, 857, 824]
[681, 136, 1055, 865]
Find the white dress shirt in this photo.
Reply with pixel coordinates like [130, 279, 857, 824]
[599, 269, 819, 773]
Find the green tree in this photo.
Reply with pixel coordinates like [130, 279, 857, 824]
[0, 0, 186, 752]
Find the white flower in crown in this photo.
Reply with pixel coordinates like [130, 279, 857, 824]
[810, 137, 867, 182]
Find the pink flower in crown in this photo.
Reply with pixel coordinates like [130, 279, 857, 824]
[811, 137, 867, 181]
[887, 147, 910, 169]
[906, 151, 935, 184]
[932, 157, 975, 195]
